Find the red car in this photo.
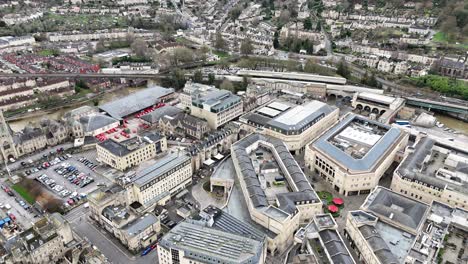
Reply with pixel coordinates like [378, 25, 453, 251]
[8, 213, 16, 221]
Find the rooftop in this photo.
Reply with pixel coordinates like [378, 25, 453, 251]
[159, 221, 263, 264]
[357, 92, 396, 105]
[140, 106, 182, 124]
[133, 153, 190, 187]
[312, 114, 403, 171]
[318, 229, 355, 264]
[396, 137, 468, 195]
[231, 133, 320, 219]
[192, 88, 241, 112]
[122, 213, 158, 237]
[358, 222, 414, 264]
[79, 114, 118, 132]
[99, 133, 162, 157]
[99, 86, 174, 120]
[240, 100, 336, 134]
[201, 205, 266, 242]
[362, 187, 429, 232]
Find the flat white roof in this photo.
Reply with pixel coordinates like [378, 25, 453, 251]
[268, 102, 290, 111]
[203, 159, 215, 166]
[338, 126, 382, 147]
[274, 101, 326, 126]
[214, 153, 224, 160]
[257, 107, 281, 117]
[359, 92, 395, 105]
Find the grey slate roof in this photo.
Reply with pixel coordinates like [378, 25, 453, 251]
[232, 133, 320, 214]
[79, 114, 118, 132]
[122, 213, 158, 237]
[99, 86, 174, 120]
[133, 153, 190, 187]
[358, 225, 399, 264]
[98, 139, 132, 157]
[396, 137, 468, 194]
[313, 114, 403, 171]
[318, 229, 355, 264]
[140, 106, 182, 124]
[202, 205, 266, 242]
[364, 187, 429, 231]
[159, 221, 263, 264]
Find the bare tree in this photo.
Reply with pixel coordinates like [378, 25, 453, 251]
[131, 38, 149, 58]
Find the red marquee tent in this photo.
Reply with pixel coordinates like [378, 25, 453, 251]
[328, 204, 339, 213]
[333, 197, 344, 206]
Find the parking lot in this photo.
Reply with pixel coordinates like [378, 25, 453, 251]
[26, 151, 111, 205]
[0, 180, 36, 231]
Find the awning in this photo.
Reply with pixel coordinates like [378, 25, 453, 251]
[203, 159, 215, 166]
[213, 153, 224, 160]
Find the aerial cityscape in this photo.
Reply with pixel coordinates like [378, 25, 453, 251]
[0, 0, 467, 263]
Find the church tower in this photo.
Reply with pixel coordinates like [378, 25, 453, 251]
[0, 110, 18, 162]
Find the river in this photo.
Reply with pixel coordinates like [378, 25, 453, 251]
[8, 86, 146, 132]
[434, 113, 468, 135]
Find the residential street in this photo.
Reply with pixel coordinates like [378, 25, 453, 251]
[65, 204, 159, 264]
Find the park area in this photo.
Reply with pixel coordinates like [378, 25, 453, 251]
[12, 179, 63, 213]
[317, 191, 345, 217]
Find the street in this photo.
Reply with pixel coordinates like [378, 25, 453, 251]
[65, 204, 159, 264]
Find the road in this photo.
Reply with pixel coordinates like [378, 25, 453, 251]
[65, 204, 159, 264]
[0, 178, 36, 229]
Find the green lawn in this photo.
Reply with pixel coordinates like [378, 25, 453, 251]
[432, 32, 447, 42]
[12, 184, 35, 204]
[432, 32, 468, 49]
[317, 191, 333, 203]
[213, 50, 230, 58]
[38, 49, 59, 56]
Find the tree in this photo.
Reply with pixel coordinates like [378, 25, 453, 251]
[240, 38, 254, 56]
[208, 73, 215, 85]
[95, 37, 106, 53]
[278, 10, 291, 26]
[193, 69, 203, 83]
[336, 59, 350, 79]
[220, 79, 234, 92]
[273, 31, 280, 49]
[168, 68, 186, 89]
[303, 17, 313, 30]
[214, 31, 226, 50]
[440, 16, 458, 42]
[171, 47, 194, 66]
[229, 6, 242, 20]
[241, 75, 249, 91]
[131, 38, 149, 58]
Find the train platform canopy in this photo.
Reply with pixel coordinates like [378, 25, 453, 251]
[99, 86, 174, 120]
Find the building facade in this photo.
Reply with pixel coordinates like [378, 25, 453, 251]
[391, 136, 468, 210]
[96, 132, 167, 171]
[125, 153, 193, 206]
[305, 114, 408, 196]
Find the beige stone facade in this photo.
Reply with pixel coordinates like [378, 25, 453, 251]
[305, 114, 408, 196]
[96, 134, 167, 171]
[390, 136, 468, 210]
